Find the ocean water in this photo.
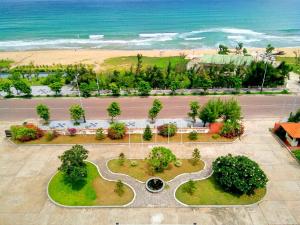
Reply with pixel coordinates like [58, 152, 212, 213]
[0, 0, 300, 51]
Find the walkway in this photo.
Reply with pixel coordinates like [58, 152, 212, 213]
[96, 158, 213, 207]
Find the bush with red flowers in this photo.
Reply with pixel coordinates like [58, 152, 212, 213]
[157, 124, 177, 137]
[220, 121, 244, 138]
[67, 128, 77, 136]
[10, 124, 44, 142]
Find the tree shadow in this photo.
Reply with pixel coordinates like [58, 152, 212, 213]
[63, 176, 87, 191]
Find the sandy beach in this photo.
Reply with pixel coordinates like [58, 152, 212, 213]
[0, 47, 299, 68]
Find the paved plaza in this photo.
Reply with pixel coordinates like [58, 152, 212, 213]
[0, 119, 300, 225]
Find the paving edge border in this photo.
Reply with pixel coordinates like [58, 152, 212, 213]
[269, 129, 300, 164]
[46, 160, 136, 208]
[105, 158, 207, 184]
[173, 171, 267, 208]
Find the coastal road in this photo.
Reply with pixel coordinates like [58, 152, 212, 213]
[0, 95, 299, 121]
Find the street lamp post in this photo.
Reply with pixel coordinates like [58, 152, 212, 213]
[75, 73, 86, 123]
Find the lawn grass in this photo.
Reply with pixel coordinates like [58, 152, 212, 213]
[107, 159, 205, 182]
[18, 133, 233, 145]
[292, 149, 300, 162]
[48, 162, 134, 206]
[276, 56, 300, 74]
[101, 56, 188, 71]
[175, 176, 266, 205]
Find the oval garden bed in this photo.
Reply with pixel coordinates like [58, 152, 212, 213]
[48, 162, 134, 206]
[175, 176, 266, 206]
[107, 159, 205, 182]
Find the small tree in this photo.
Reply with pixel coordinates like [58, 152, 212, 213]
[137, 81, 151, 96]
[136, 54, 143, 76]
[114, 180, 125, 196]
[109, 82, 120, 96]
[0, 79, 13, 96]
[199, 98, 224, 126]
[212, 154, 268, 194]
[143, 125, 153, 141]
[49, 82, 63, 96]
[13, 80, 31, 96]
[69, 104, 85, 125]
[107, 102, 121, 122]
[79, 82, 92, 97]
[182, 180, 196, 195]
[218, 44, 230, 55]
[188, 101, 200, 125]
[170, 80, 180, 95]
[147, 146, 176, 172]
[288, 108, 300, 122]
[222, 98, 241, 122]
[118, 153, 125, 166]
[191, 148, 201, 165]
[148, 99, 163, 123]
[266, 44, 275, 54]
[58, 145, 89, 184]
[36, 104, 50, 124]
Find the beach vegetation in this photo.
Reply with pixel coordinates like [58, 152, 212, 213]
[218, 44, 230, 55]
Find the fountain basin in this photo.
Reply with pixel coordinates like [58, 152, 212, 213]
[145, 177, 165, 193]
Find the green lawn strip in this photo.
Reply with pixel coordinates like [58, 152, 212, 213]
[17, 133, 234, 145]
[276, 56, 300, 74]
[175, 176, 266, 205]
[101, 56, 187, 71]
[107, 159, 204, 182]
[48, 162, 134, 206]
[292, 149, 300, 162]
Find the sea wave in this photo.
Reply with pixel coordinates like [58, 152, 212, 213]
[89, 34, 104, 40]
[0, 27, 299, 50]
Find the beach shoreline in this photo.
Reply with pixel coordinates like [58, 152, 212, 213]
[0, 47, 299, 67]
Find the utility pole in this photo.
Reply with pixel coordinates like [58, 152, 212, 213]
[75, 73, 86, 123]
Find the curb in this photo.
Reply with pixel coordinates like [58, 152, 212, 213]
[46, 160, 136, 208]
[173, 171, 267, 208]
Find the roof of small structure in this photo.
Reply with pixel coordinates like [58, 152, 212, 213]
[280, 122, 300, 138]
[200, 54, 254, 66]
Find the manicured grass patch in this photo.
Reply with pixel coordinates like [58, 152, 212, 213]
[48, 162, 134, 206]
[175, 176, 266, 205]
[107, 159, 204, 182]
[101, 56, 188, 71]
[18, 133, 234, 144]
[292, 149, 300, 162]
[276, 56, 300, 74]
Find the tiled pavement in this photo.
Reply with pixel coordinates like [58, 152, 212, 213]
[0, 119, 300, 225]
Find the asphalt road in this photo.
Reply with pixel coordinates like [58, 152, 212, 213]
[0, 95, 299, 121]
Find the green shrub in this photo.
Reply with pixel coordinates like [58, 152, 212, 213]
[147, 146, 176, 172]
[118, 153, 125, 166]
[107, 122, 126, 140]
[292, 150, 300, 161]
[188, 131, 198, 140]
[143, 125, 153, 141]
[45, 130, 58, 141]
[182, 180, 196, 195]
[114, 180, 125, 196]
[95, 128, 105, 140]
[212, 134, 220, 139]
[191, 148, 201, 166]
[212, 154, 268, 195]
[130, 160, 138, 167]
[174, 160, 182, 167]
[10, 124, 41, 142]
[220, 121, 244, 138]
[157, 124, 177, 137]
